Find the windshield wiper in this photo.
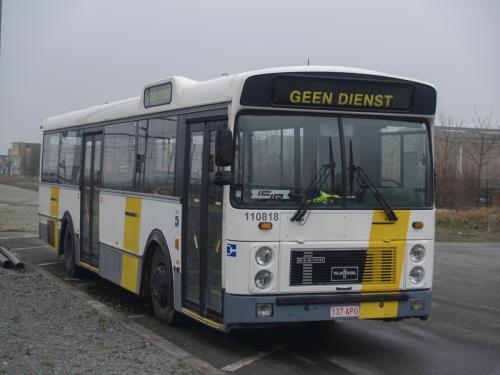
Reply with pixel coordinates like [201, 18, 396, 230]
[291, 137, 336, 223]
[348, 140, 398, 222]
[290, 163, 334, 222]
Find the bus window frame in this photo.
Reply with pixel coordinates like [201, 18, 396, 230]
[41, 131, 61, 184]
[230, 109, 434, 211]
[39, 103, 229, 196]
[58, 129, 83, 186]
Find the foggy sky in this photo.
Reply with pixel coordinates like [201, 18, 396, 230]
[0, 0, 499, 154]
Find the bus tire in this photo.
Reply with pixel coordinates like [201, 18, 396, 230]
[150, 247, 176, 325]
[63, 223, 80, 277]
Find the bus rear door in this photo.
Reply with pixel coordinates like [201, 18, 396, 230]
[80, 133, 103, 268]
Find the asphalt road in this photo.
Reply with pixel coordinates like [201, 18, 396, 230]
[1, 231, 499, 375]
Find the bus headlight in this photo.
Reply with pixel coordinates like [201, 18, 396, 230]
[410, 244, 426, 263]
[255, 246, 273, 266]
[255, 270, 273, 289]
[409, 266, 425, 285]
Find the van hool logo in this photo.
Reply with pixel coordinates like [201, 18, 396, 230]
[331, 267, 359, 281]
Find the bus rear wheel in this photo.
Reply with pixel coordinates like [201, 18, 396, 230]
[150, 248, 176, 325]
[63, 224, 80, 277]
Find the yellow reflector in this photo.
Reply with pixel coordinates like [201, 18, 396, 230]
[412, 221, 424, 229]
[258, 222, 273, 230]
[175, 238, 180, 249]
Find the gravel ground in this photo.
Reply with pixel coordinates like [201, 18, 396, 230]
[0, 266, 196, 375]
[0, 184, 38, 233]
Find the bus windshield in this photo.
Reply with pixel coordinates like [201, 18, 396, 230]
[233, 113, 432, 209]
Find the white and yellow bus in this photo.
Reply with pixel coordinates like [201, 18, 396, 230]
[39, 66, 436, 331]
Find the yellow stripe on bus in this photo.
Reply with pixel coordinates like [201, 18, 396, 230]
[79, 261, 99, 274]
[123, 197, 141, 253]
[50, 187, 60, 249]
[360, 210, 410, 319]
[360, 301, 399, 319]
[181, 308, 225, 331]
[121, 253, 139, 293]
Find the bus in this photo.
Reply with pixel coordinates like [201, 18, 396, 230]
[38, 66, 436, 331]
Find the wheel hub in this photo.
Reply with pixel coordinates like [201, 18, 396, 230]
[151, 264, 168, 307]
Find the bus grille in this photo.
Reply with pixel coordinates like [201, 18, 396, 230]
[363, 248, 397, 284]
[289, 248, 396, 286]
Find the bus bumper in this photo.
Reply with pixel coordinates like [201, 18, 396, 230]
[223, 290, 431, 329]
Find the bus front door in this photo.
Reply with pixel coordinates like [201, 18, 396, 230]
[184, 121, 225, 319]
[80, 133, 103, 268]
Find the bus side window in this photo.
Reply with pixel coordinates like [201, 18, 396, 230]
[103, 122, 137, 191]
[141, 116, 177, 196]
[58, 130, 82, 185]
[42, 133, 61, 183]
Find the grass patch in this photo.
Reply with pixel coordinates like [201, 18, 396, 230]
[0, 176, 38, 191]
[436, 208, 500, 242]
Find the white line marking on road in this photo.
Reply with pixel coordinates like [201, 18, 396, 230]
[37, 261, 64, 266]
[221, 345, 285, 372]
[329, 356, 379, 375]
[12, 245, 51, 251]
[433, 294, 500, 314]
[221, 352, 269, 372]
[282, 349, 315, 365]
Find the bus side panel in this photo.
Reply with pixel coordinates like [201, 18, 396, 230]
[100, 193, 126, 250]
[140, 198, 182, 308]
[99, 192, 135, 291]
[38, 184, 54, 248]
[99, 191, 182, 298]
[39, 184, 79, 252]
[58, 187, 81, 241]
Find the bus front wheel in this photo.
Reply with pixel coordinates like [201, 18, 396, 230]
[150, 248, 176, 325]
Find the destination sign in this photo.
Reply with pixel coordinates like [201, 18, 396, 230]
[144, 82, 172, 108]
[273, 76, 414, 111]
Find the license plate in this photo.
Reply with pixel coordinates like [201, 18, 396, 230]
[330, 305, 360, 318]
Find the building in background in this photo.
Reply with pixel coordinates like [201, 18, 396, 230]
[7, 142, 41, 177]
[0, 154, 8, 175]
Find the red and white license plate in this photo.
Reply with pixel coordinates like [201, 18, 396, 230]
[330, 305, 360, 318]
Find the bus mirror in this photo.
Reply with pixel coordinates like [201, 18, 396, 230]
[215, 129, 233, 167]
[214, 171, 233, 186]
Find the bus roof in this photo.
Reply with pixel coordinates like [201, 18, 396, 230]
[42, 66, 435, 131]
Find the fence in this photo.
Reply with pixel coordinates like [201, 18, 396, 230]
[436, 177, 500, 209]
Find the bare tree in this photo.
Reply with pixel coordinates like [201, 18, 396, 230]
[462, 110, 500, 206]
[434, 113, 464, 208]
[435, 112, 463, 179]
